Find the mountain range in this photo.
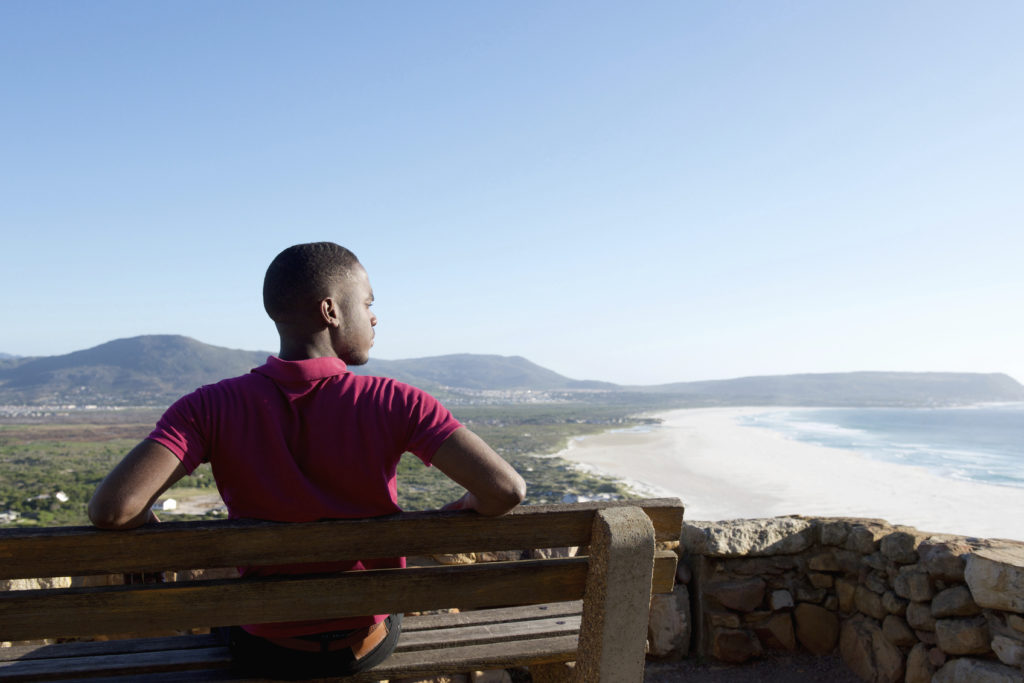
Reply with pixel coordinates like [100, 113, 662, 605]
[1, 335, 1023, 407]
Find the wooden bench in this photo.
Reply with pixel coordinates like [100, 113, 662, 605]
[0, 498, 683, 682]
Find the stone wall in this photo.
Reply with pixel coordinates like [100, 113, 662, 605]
[651, 516, 1024, 682]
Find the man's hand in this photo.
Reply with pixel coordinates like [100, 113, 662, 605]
[441, 492, 476, 512]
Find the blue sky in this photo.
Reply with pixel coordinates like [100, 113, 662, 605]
[2, 2, 1022, 385]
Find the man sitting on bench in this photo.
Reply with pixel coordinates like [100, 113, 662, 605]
[88, 241, 526, 679]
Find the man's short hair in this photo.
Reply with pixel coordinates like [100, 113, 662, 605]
[263, 242, 361, 323]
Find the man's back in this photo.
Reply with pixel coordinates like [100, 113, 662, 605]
[149, 355, 460, 524]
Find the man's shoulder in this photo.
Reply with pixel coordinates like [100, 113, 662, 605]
[342, 372, 446, 406]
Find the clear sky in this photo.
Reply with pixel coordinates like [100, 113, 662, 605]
[2, 2, 1022, 386]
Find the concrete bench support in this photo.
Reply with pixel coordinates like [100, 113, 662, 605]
[575, 506, 656, 683]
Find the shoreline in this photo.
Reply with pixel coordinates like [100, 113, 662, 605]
[553, 407, 1024, 542]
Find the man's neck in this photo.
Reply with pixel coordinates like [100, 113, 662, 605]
[277, 336, 338, 361]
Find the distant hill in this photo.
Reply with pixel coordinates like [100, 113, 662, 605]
[1, 335, 1022, 407]
[354, 354, 617, 391]
[0, 336, 268, 405]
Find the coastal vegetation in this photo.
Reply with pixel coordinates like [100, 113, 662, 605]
[0, 403, 653, 526]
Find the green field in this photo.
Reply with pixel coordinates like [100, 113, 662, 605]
[0, 402, 662, 526]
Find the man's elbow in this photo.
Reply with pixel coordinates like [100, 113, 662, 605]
[480, 474, 527, 516]
[88, 496, 145, 530]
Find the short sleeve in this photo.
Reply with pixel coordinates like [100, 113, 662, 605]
[147, 389, 210, 474]
[393, 382, 462, 465]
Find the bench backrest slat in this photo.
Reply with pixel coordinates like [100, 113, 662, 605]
[0, 550, 678, 643]
[0, 499, 683, 579]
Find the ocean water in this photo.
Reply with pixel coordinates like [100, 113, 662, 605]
[739, 403, 1024, 489]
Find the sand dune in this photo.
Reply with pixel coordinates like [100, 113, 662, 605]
[555, 407, 1024, 542]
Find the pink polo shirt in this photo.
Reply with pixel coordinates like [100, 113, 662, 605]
[148, 355, 462, 636]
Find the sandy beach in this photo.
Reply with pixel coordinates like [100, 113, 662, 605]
[555, 407, 1024, 542]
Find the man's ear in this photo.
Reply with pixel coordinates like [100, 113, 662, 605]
[320, 297, 342, 328]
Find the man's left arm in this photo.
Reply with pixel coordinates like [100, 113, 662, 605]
[89, 439, 188, 529]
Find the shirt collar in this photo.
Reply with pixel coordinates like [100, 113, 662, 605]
[253, 356, 350, 383]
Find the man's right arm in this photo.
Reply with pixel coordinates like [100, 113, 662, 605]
[430, 427, 526, 516]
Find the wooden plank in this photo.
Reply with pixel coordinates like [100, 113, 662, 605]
[366, 633, 579, 680]
[0, 551, 678, 643]
[70, 672, 249, 683]
[0, 559, 589, 642]
[0, 498, 683, 579]
[401, 600, 583, 631]
[0, 635, 220, 662]
[21, 634, 582, 683]
[396, 615, 580, 650]
[0, 646, 232, 681]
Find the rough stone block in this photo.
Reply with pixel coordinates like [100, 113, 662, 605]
[919, 539, 970, 582]
[707, 610, 741, 629]
[846, 523, 889, 554]
[965, 545, 1024, 613]
[863, 552, 888, 571]
[836, 578, 857, 613]
[809, 551, 840, 572]
[683, 518, 814, 558]
[882, 614, 917, 647]
[915, 629, 938, 645]
[704, 577, 766, 613]
[834, 549, 863, 575]
[821, 520, 850, 546]
[710, 627, 762, 663]
[882, 590, 908, 616]
[864, 569, 889, 595]
[992, 634, 1024, 668]
[523, 546, 577, 560]
[907, 601, 936, 632]
[855, 585, 887, 620]
[933, 657, 1024, 683]
[729, 556, 798, 577]
[1, 577, 73, 590]
[932, 585, 981, 618]
[433, 553, 477, 565]
[880, 530, 921, 564]
[1009, 614, 1024, 633]
[529, 662, 573, 683]
[477, 550, 527, 562]
[648, 585, 691, 658]
[936, 616, 991, 655]
[809, 572, 834, 589]
[796, 586, 827, 604]
[770, 589, 794, 611]
[894, 566, 933, 602]
[794, 603, 839, 655]
[840, 615, 905, 683]
[905, 642, 937, 683]
[752, 612, 797, 651]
